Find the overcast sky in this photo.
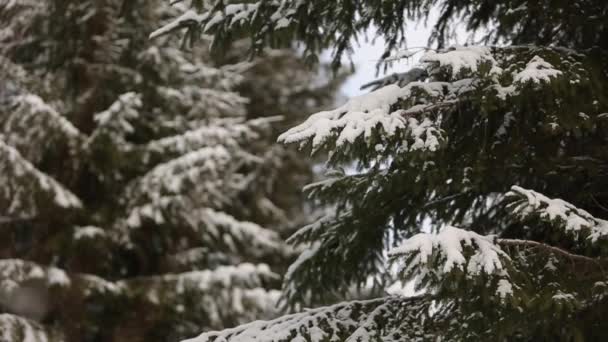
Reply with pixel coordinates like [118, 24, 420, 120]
[341, 10, 472, 97]
[340, 21, 434, 97]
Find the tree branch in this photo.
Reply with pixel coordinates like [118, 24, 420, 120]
[497, 238, 604, 266]
[0, 215, 37, 224]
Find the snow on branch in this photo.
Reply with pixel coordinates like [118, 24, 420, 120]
[513, 56, 563, 84]
[124, 144, 264, 229]
[149, 9, 208, 39]
[0, 140, 82, 216]
[143, 117, 272, 161]
[182, 296, 431, 342]
[0, 259, 71, 295]
[191, 209, 284, 257]
[125, 263, 278, 296]
[0, 313, 63, 342]
[389, 226, 509, 276]
[420, 46, 502, 78]
[127, 146, 236, 203]
[389, 226, 515, 300]
[507, 186, 608, 242]
[156, 87, 249, 119]
[124, 263, 281, 329]
[150, 3, 297, 40]
[88, 92, 142, 147]
[278, 82, 449, 152]
[1, 94, 83, 163]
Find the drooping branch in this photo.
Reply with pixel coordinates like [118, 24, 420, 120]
[498, 238, 606, 267]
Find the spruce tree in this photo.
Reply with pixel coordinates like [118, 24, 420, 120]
[155, 1, 608, 341]
[0, 0, 341, 341]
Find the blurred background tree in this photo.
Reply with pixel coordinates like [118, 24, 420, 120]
[0, 0, 345, 341]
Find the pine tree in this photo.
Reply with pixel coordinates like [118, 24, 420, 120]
[0, 0, 341, 341]
[155, 1, 608, 341]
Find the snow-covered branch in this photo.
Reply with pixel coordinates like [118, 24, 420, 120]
[277, 82, 448, 152]
[1, 94, 83, 163]
[183, 296, 431, 342]
[88, 92, 142, 148]
[0, 313, 64, 342]
[389, 226, 514, 299]
[0, 140, 82, 216]
[389, 226, 510, 277]
[507, 186, 608, 242]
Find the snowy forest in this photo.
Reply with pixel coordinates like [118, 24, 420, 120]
[1, 0, 607, 341]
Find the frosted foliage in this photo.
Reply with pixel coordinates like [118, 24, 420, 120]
[278, 46, 570, 155]
[192, 209, 283, 257]
[496, 279, 514, 299]
[279, 84, 405, 148]
[1, 94, 82, 163]
[131, 207, 285, 259]
[125, 145, 266, 233]
[158, 86, 249, 118]
[125, 196, 177, 227]
[73, 226, 106, 240]
[513, 56, 562, 84]
[0, 314, 63, 342]
[128, 146, 233, 202]
[77, 274, 124, 297]
[150, 3, 298, 40]
[0, 1, 46, 45]
[183, 296, 430, 342]
[127, 263, 281, 328]
[420, 46, 501, 77]
[144, 118, 269, 159]
[0, 260, 70, 294]
[132, 263, 277, 298]
[389, 226, 509, 276]
[139, 45, 248, 93]
[285, 244, 320, 283]
[150, 10, 207, 39]
[89, 92, 141, 146]
[0, 140, 82, 216]
[278, 82, 446, 152]
[508, 186, 608, 241]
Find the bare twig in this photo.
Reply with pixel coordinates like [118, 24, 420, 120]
[498, 238, 603, 266]
[589, 194, 608, 213]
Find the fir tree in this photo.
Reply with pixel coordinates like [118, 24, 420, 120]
[155, 1, 608, 341]
[0, 0, 341, 341]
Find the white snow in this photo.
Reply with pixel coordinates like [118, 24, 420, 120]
[0, 313, 59, 342]
[278, 82, 447, 152]
[0, 140, 83, 216]
[420, 46, 501, 77]
[90, 92, 141, 145]
[13, 94, 81, 138]
[2, 94, 83, 164]
[513, 56, 562, 84]
[149, 10, 208, 39]
[285, 244, 320, 282]
[508, 186, 608, 241]
[496, 279, 513, 299]
[132, 146, 232, 199]
[182, 296, 424, 342]
[279, 84, 404, 148]
[73, 226, 106, 240]
[194, 209, 283, 256]
[389, 226, 509, 276]
[0, 259, 71, 292]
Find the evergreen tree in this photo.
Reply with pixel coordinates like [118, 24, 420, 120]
[155, 1, 608, 341]
[0, 0, 341, 341]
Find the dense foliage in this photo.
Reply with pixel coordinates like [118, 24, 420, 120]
[155, 0, 608, 341]
[0, 0, 342, 341]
